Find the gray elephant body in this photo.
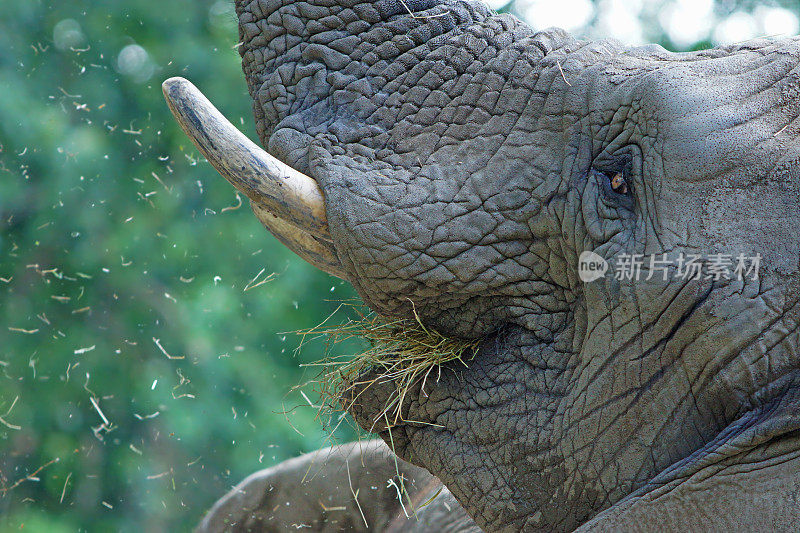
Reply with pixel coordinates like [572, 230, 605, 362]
[198, 440, 479, 532]
[198, 0, 800, 530]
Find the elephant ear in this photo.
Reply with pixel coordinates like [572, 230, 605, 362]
[196, 440, 476, 532]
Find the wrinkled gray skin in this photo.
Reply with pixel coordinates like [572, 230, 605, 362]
[206, 0, 800, 530]
[198, 439, 476, 531]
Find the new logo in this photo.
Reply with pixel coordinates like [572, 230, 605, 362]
[578, 251, 608, 283]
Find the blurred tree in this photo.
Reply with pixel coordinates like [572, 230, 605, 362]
[0, 0, 798, 530]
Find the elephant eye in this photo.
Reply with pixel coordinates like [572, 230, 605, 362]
[608, 172, 629, 195]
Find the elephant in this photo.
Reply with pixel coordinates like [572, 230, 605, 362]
[163, 0, 800, 530]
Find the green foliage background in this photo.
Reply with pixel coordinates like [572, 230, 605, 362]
[0, 0, 797, 530]
[0, 2, 360, 531]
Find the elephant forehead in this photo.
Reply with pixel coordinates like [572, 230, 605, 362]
[637, 45, 800, 177]
[237, 0, 586, 155]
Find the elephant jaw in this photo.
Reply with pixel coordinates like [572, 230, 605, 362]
[161, 77, 346, 279]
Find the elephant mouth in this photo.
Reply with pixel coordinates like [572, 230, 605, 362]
[311, 310, 483, 432]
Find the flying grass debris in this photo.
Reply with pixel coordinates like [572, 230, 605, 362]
[89, 396, 111, 427]
[1, 457, 60, 495]
[9, 327, 38, 334]
[0, 396, 21, 430]
[153, 337, 184, 360]
[244, 268, 276, 291]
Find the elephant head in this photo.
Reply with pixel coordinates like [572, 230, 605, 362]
[165, 0, 800, 530]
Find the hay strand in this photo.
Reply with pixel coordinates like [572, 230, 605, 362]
[299, 304, 480, 428]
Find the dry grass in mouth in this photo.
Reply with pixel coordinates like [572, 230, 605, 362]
[299, 304, 482, 430]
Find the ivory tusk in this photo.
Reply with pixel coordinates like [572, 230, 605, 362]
[162, 77, 346, 279]
[251, 204, 347, 279]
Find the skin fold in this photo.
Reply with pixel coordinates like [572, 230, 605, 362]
[201, 0, 800, 530]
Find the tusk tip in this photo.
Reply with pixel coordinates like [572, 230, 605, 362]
[162, 76, 191, 101]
